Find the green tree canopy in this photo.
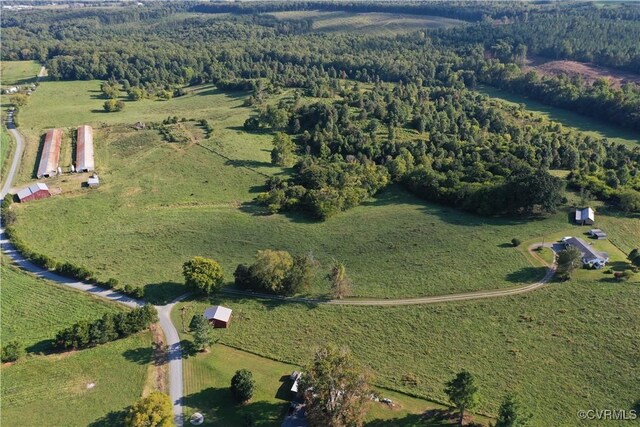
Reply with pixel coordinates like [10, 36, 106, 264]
[125, 392, 175, 427]
[182, 257, 225, 294]
[556, 246, 583, 280]
[495, 394, 532, 427]
[444, 370, 479, 426]
[231, 369, 255, 403]
[301, 345, 371, 427]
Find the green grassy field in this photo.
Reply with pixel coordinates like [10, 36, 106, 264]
[0, 60, 41, 87]
[1, 127, 14, 184]
[9, 79, 584, 303]
[268, 11, 465, 34]
[173, 278, 640, 426]
[181, 341, 489, 426]
[1, 331, 152, 427]
[1, 264, 127, 353]
[477, 85, 640, 148]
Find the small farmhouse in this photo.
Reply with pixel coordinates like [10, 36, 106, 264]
[203, 305, 232, 328]
[16, 183, 50, 203]
[575, 207, 595, 225]
[562, 237, 609, 269]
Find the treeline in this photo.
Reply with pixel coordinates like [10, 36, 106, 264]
[55, 305, 157, 350]
[2, 4, 639, 131]
[254, 83, 640, 218]
[435, 3, 640, 73]
[191, 0, 538, 22]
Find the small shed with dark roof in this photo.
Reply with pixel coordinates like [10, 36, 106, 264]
[203, 305, 232, 328]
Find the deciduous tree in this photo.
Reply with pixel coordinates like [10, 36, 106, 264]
[182, 257, 225, 294]
[301, 345, 371, 427]
[125, 392, 174, 427]
[328, 261, 351, 299]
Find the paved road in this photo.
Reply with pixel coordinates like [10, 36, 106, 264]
[1, 228, 186, 426]
[1, 117, 25, 198]
[1, 66, 46, 198]
[223, 244, 557, 307]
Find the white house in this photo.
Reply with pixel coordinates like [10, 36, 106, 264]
[562, 237, 609, 269]
[575, 207, 595, 225]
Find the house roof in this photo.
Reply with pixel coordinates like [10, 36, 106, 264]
[564, 237, 608, 262]
[575, 207, 595, 221]
[17, 183, 49, 200]
[204, 305, 232, 322]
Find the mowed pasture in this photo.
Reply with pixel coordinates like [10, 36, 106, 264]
[9, 79, 595, 303]
[1, 264, 126, 353]
[181, 343, 487, 426]
[174, 279, 640, 426]
[1, 331, 152, 427]
[0, 60, 41, 87]
[476, 85, 640, 148]
[267, 10, 465, 34]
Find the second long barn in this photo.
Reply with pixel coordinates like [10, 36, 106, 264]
[76, 125, 94, 173]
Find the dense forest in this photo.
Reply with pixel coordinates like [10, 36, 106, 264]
[2, 1, 639, 219]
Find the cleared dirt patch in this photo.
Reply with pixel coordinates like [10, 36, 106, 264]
[526, 56, 640, 87]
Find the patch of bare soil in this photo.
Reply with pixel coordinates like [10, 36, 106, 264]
[526, 56, 640, 87]
[150, 323, 168, 393]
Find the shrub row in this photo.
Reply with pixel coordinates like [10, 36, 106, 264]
[55, 305, 157, 350]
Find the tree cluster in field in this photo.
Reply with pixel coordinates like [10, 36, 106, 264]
[1, 340, 24, 363]
[54, 305, 157, 350]
[233, 250, 318, 296]
[2, 3, 638, 131]
[254, 83, 639, 219]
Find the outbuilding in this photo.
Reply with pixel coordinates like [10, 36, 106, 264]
[203, 305, 232, 328]
[76, 125, 95, 172]
[37, 129, 62, 178]
[575, 207, 595, 225]
[587, 229, 607, 240]
[16, 183, 50, 203]
[87, 174, 100, 188]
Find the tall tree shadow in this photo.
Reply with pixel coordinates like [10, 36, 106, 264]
[87, 408, 128, 427]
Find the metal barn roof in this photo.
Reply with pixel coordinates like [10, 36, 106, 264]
[204, 305, 232, 322]
[76, 125, 95, 172]
[36, 129, 62, 178]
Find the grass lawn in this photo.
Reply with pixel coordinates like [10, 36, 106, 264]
[10, 79, 594, 303]
[1, 331, 152, 427]
[1, 263, 127, 353]
[181, 341, 490, 426]
[477, 85, 640, 148]
[1, 127, 14, 184]
[0, 60, 41, 87]
[267, 11, 465, 34]
[173, 277, 640, 426]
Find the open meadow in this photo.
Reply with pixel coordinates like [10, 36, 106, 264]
[1, 263, 126, 353]
[173, 278, 640, 426]
[7, 79, 590, 303]
[1, 331, 152, 427]
[8, 76, 640, 427]
[0, 264, 151, 427]
[180, 343, 489, 426]
[267, 10, 465, 34]
[0, 60, 40, 87]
